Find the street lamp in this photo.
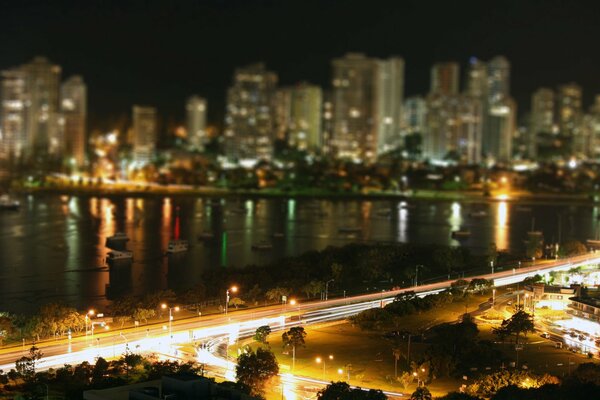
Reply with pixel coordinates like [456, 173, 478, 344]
[161, 303, 180, 338]
[316, 355, 333, 379]
[289, 299, 297, 306]
[225, 286, 238, 315]
[85, 309, 95, 337]
[325, 279, 334, 301]
[492, 288, 496, 307]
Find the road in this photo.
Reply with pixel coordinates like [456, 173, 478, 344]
[0, 252, 598, 375]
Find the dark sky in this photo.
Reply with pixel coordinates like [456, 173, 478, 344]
[1, 0, 599, 130]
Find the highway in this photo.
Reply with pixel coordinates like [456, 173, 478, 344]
[0, 252, 598, 377]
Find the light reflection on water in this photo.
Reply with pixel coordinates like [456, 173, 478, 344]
[0, 194, 598, 313]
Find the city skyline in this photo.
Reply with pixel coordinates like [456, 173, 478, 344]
[2, 0, 600, 128]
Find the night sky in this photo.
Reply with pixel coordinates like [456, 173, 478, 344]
[1, 0, 599, 131]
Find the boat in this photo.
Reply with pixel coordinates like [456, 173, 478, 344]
[105, 232, 129, 248]
[167, 239, 189, 253]
[0, 195, 19, 211]
[338, 226, 362, 234]
[451, 230, 471, 239]
[106, 250, 133, 262]
[469, 210, 488, 218]
[198, 231, 215, 240]
[252, 240, 273, 251]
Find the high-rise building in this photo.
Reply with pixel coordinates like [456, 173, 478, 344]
[424, 94, 483, 164]
[186, 96, 207, 152]
[557, 83, 583, 154]
[376, 57, 405, 154]
[0, 69, 28, 167]
[465, 58, 488, 98]
[403, 96, 427, 135]
[331, 53, 378, 162]
[331, 53, 404, 162]
[584, 95, 600, 159]
[430, 62, 460, 95]
[529, 88, 555, 158]
[224, 63, 278, 162]
[0, 57, 62, 166]
[132, 105, 157, 165]
[287, 83, 323, 151]
[61, 76, 87, 169]
[482, 56, 514, 163]
[22, 57, 62, 160]
[321, 90, 334, 155]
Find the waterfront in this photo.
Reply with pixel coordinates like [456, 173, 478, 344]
[0, 193, 599, 313]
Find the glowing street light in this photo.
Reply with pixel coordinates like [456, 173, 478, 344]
[316, 354, 334, 379]
[225, 286, 238, 315]
[161, 303, 180, 338]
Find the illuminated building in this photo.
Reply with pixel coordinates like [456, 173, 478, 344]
[186, 96, 207, 152]
[403, 96, 427, 135]
[321, 90, 334, 155]
[570, 296, 600, 324]
[528, 88, 555, 158]
[376, 57, 405, 154]
[0, 69, 28, 172]
[430, 62, 459, 95]
[276, 82, 323, 152]
[0, 57, 62, 166]
[331, 53, 405, 162]
[481, 56, 514, 163]
[22, 57, 62, 161]
[224, 63, 278, 163]
[583, 95, 600, 159]
[524, 283, 580, 311]
[61, 76, 87, 169]
[557, 83, 583, 155]
[423, 94, 483, 164]
[132, 105, 157, 165]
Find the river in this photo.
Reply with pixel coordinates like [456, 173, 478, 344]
[0, 193, 597, 313]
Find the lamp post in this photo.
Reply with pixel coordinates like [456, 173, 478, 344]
[415, 265, 423, 287]
[316, 354, 333, 379]
[225, 286, 238, 315]
[325, 279, 334, 301]
[85, 309, 95, 336]
[161, 303, 180, 338]
[492, 288, 496, 307]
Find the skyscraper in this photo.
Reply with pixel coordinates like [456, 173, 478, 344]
[186, 96, 207, 152]
[22, 57, 62, 161]
[557, 83, 583, 154]
[331, 53, 404, 162]
[430, 62, 460, 95]
[287, 83, 323, 151]
[376, 57, 405, 154]
[482, 56, 514, 163]
[424, 95, 483, 164]
[0, 69, 28, 167]
[529, 88, 555, 158]
[132, 105, 157, 165]
[0, 57, 62, 166]
[224, 63, 278, 162]
[61, 76, 87, 169]
[403, 96, 427, 135]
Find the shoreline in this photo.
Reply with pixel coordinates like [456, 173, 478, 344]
[14, 185, 600, 205]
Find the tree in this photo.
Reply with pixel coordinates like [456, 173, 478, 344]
[493, 310, 535, 345]
[253, 325, 272, 345]
[331, 263, 343, 282]
[115, 315, 131, 328]
[317, 382, 387, 400]
[0, 315, 14, 346]
[229, 297, 245, 309]
[15, 345, 43, 380]
[303, 280, 325, 299]
[265, 287, 290, 302]
[132, 308, 155, 324]
[558, 240, 587, 257]
[235, 347, 279, 396]
[410, 386, 432, 400]
[282, 326, 307, 370]
[437, 393, 481, 400]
